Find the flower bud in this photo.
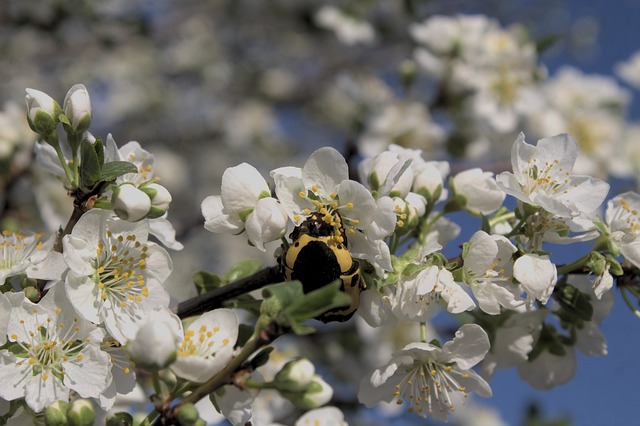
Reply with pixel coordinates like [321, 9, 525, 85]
[112, 183, 151, 222]
[141, 183, 172, 219]
[273, 358, 316, 392]
[105, 412, 134, 426]
[25, 88, 61, 137]
[63, 84, 92, 133]
[413, 162, 444, 203]
[285, 375, 333, 410]
[176, 403, 200, 426]
[44, 400, 68, 426]
[66, 399, 95, 426]
[127, 308, 182, 370]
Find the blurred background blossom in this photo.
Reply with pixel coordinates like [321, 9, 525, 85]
[2, 0, 640, 425]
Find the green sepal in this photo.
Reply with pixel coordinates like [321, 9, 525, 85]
[99, 161, 138, 182]
[92, 196, 112, 210]
[192, 271, 223, 295]
[80, 138, 101, 189]
[606, 255, 624, 276]
[585, 252, 606, 276]
[58, 114, 71, 126]
[428, 338, 441, 348]
[286, 280, 352, 322]
[237, 207, 254, 222]
[443, 193, 467, 214]
[402, 262, 426, 278]
[94, 137, 104, 166]
[224, 259, 262, 282]
[105, 412, 134, 426]
[368, 171, 380, 192]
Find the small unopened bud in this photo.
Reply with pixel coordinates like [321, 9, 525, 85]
[63, 84, 92, 134]
[66, 399, 95, 426]
[112, 184, 151, 222]
[24, 286, 41, 303]
[285, 375, 333, 410]
[44, 400, 68, 426]
[105, 412, 134, 426]
[141, 183, 172, 219]
[273, 358, 315, 392]
[127, 308, 181, 370]
[25, 88, 62, 138]
[176, 403, 200, 426]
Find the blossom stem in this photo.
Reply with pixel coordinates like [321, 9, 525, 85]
[620, 287, 640, 319]
[419, 210, 445, 243]
[420, 322, 427, 343]
[488, 211, 515, 228]
[138, 409, 160, 426]
[51, 139, 75, 186]
[556, 255, 590, 275]
[166, 322, 283, 422]
[243, 379, 274, 389]
[174, 266, 282, 318]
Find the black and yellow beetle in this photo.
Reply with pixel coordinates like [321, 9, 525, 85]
[279, 213, 365, 323]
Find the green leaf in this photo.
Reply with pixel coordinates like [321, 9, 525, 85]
[94, 136, 104, 166]
[224, 259, 262, 282]
[556, 284, 593, 322]
[402, 262, 426, 278]
[80, 138, 101, 189]
[536, 34, 561, 54]
[99, 161, 138, 182]
[286, 280, 352, 322]
[192, 270, 223, 295]
[287, 317, 317, 336]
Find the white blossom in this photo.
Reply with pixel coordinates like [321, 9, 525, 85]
[481, 309, 548, 379]
[272, 147, 390, 271]
[359, 324, 491, 421]
[126, 307, 182, 370]
[603, 191, 640, 269]
[0, 230, 65, 285]
[496, 133, 610, 217]
[0, 286, 111, 412]
[62, 209, 172, 344]
[462, 231, 523, 314]
[294, 406, 348, 426]
[203, 162, 287, 250]
[112, 183, 152, 222]
[513, 253, 557, 308]
[172, 309, 238, 383]
[63, 84, 92, 132]
[452, 168, 505, 215]
[315, 6, 375, 46]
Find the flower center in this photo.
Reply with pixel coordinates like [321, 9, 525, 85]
[612, 197, 640, 241]
[13, 309, 88, 383]
[295, 186, 358, 242]
[394, 361, 470, 416]
[178, 324, 229, 358]
[0, 230, 44, 270]
[523, 158, 570, 196]
[93, 231, 150, 309]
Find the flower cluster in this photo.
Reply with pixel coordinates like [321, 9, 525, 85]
[4, 5, 640, 425]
